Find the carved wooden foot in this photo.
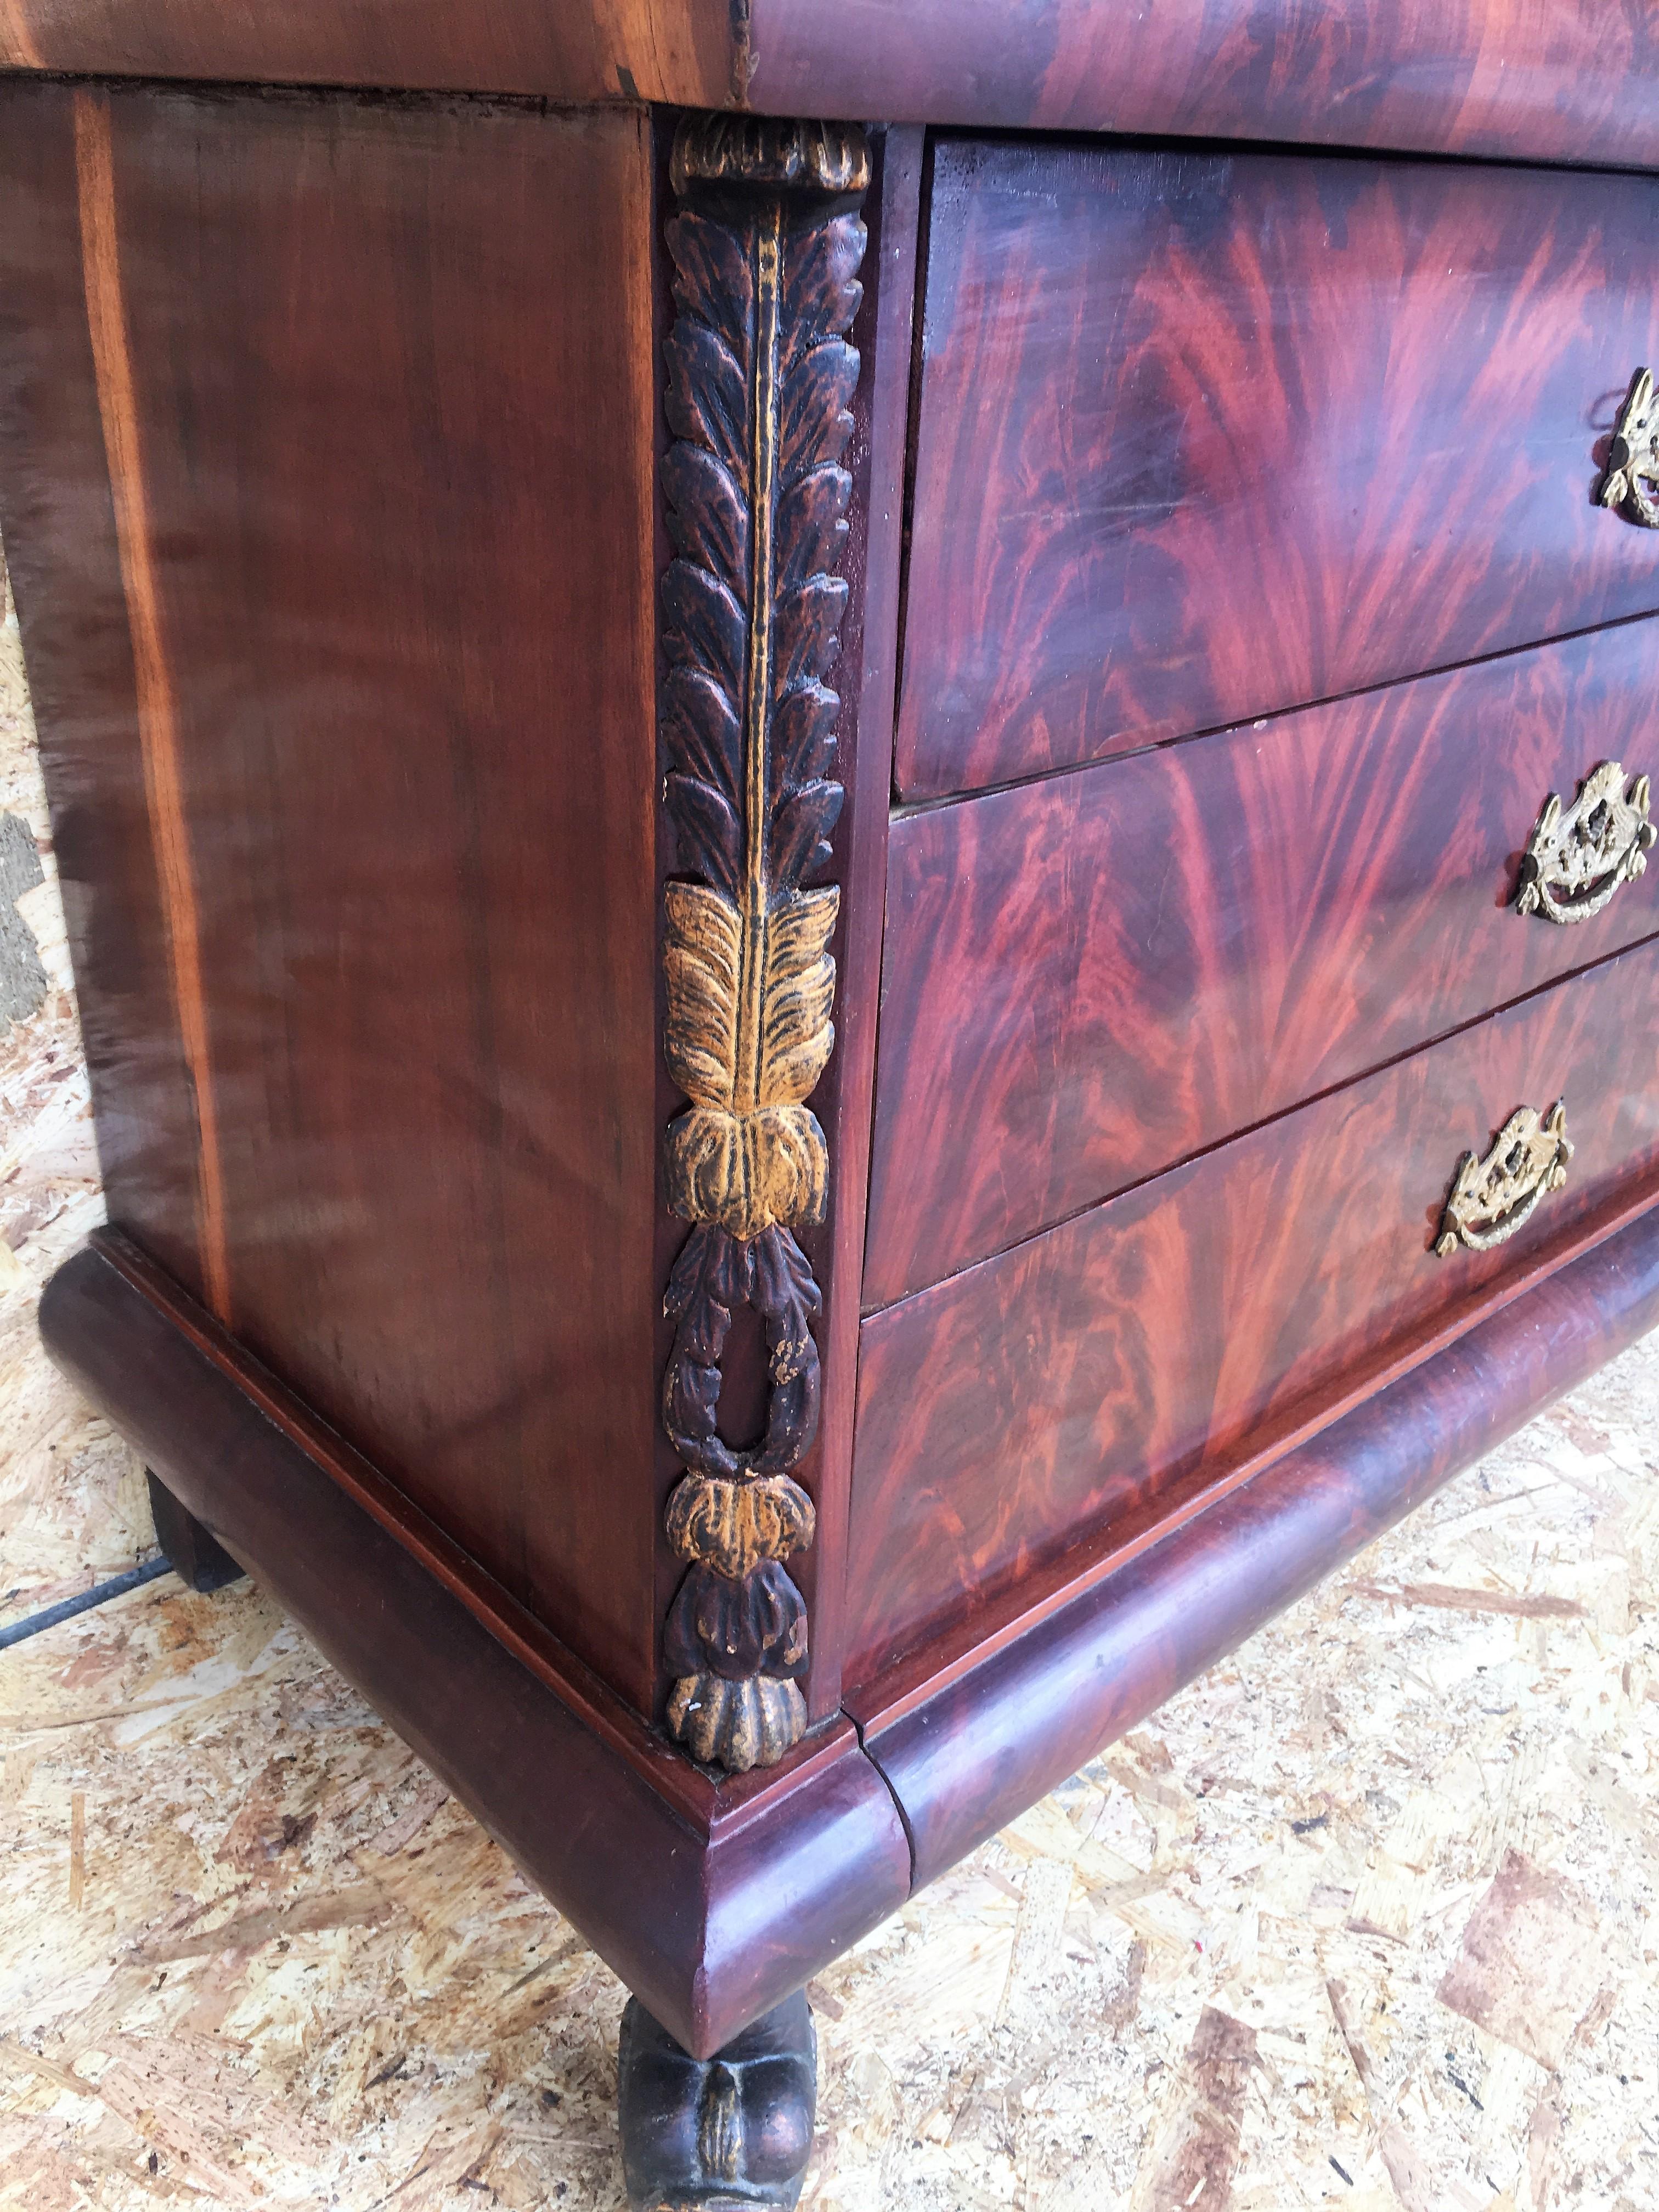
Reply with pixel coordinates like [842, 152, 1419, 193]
[146, 1468, 246, 1592]
[617, 1988, 817, 2210]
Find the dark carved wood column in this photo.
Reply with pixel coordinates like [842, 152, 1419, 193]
[654, 116, 870, 1777]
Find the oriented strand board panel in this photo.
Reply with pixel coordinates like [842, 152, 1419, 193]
[0, 87, 663, 1708]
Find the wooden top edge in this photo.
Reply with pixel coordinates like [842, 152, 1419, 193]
[5, 2, 1659, 174]
[742, 1, 1659, 173]
[0, 1, 739, 109]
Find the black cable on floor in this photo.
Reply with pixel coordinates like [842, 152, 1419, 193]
[0, 1553, 172, 1651]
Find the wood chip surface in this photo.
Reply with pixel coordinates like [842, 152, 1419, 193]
[2, 549, 1657, 2209]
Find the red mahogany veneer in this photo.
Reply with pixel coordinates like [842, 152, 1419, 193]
[4, 9, 1659, 2198]
[0, 81, 665, 1700]
[869, 620, 1659, 1306]
[849, 936, 1659, 1683]
[851, 1199, 1659, 1883]
[900, 140, 1659, 799]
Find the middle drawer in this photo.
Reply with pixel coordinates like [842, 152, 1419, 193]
[866, 619, 1659, 1307]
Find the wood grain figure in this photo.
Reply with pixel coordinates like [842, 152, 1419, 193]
[746, 0, 1659, 169]
[8, 2, 1659, 176]
[868, 622, 1659, 1306]
[0, 80, 664, 1707]
[40, 1180, 1659, 2054]
[853, 1201, 1659, 1882]
[849, 938, 1659, 1686]
[2, 15, 1658, 2177]
[0, 1, 735, 105]
[900, 143, 1659, 799]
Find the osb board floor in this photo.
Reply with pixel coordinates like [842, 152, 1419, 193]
[1, 557, 1657, 2212]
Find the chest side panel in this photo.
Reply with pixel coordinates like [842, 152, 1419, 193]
[0, 81, 663, 1706]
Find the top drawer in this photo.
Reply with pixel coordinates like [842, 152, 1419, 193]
[899, 142, 1659, 801]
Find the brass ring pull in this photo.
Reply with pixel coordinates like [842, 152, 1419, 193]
[1596, 367, 1659, 526]
[1515, 760, 1654, 924]
[1435, 1101, 1571, 1256]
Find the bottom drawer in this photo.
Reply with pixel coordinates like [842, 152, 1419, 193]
[845, 938, 1659, 1686]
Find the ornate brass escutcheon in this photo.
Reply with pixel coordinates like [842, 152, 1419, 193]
[1596, 366, 1659, 526]
[1515, 760, 1655, 925]
[1435, 1101, 1572, 1257]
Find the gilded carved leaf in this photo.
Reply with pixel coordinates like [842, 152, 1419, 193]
[665, 1672, 806, 1775]
[760, 888, 840, 1098]
[666, 1100, 829, 1244]
[662, 880, 838, 1238]
[672, 116, 870, 200]
[748, 1221, 821, 1390]
[660, 196, 860, 911]
[665, 1561, 809, 1680]
[664, 211, 753, 475]
[661, 882, 740, 1108]
[780, 208, 867, 358]
[661, 210, 754, 898]
[665, 1471, 816, 1576]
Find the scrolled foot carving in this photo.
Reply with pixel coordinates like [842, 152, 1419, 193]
[618, 1990, 817, 2212]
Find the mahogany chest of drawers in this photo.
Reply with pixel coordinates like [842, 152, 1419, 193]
[3, 5, 1659, 2200]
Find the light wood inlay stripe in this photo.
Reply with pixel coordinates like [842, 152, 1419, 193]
[0, 2, 44, 67]
[72, 89, 232, 1324]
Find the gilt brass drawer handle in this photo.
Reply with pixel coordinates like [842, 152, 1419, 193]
[1435, 1101, 1571, 1257]
[1596, 367, 1659, 526]
[1515, 760, 1655, 924]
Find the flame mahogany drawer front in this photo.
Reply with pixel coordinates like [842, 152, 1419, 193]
[866, 620, 1659, 1308]
[899, 139, 1659, 802]
[848, 934, 1659, 1686]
